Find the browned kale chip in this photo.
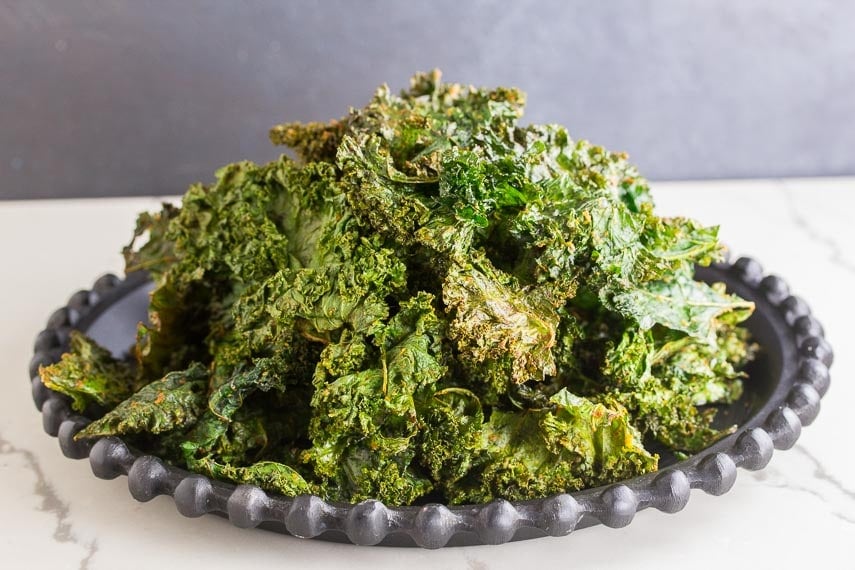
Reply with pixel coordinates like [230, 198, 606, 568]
[41, 70, 755, 505]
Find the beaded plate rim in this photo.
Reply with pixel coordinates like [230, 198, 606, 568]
[27, 257, 833, 548]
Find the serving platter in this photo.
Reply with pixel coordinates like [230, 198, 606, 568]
[27, 257, 833, 547]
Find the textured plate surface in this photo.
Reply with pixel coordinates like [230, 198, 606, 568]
[28, 258, 833, 547]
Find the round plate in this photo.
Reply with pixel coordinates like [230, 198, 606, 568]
[27, 258, 833, 548]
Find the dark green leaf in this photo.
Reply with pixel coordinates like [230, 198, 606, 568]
[39, 332, 139, 412]
[76, 363, 208, 439]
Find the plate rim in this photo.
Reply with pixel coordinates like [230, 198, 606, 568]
[27, 257, 833, 547]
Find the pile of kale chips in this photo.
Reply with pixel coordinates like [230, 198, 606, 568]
[41, 71, 756, 506]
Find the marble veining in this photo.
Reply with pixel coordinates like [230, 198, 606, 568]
[0, 429, 98, 569]
[792, 445, 855, 524]
[794, 445, 855, 503]
[750, 445, 855, 525]
[781, 183, 855, 275]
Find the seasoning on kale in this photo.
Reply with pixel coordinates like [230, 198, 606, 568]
[40, 70, 756, 505]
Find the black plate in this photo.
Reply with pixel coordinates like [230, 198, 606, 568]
[28, 258, 833, 547]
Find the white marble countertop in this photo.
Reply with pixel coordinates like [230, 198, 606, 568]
[1, 178, 853, 569]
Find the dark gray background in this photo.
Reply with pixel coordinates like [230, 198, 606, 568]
[2, 1, 853, 200]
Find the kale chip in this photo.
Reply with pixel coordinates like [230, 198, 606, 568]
[40, 70, 756, 505]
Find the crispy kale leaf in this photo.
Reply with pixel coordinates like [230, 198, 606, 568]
[610, 271, 755, 342]
[417, 387, 484, 490]
[303, 293, 444, 504]
[42, 70, 757, 506]
[39, 331, 139, 412]
[76, 363, 208, 438]
[448, 389, 656, 503]
[191, 457, 313, 496]
[598, 323, 755, 452]
[444, 254, 559, 387]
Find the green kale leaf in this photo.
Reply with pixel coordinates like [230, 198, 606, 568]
[76, 363, 208, 439]
[610, 271, 755, 342]
[449, 389, 656, 503]
[303, 293, 445, 504]
[39, 331, 139, 412]
[42, 70, 757, 506]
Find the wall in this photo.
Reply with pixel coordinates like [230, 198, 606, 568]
[1, 0, 853, 199]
